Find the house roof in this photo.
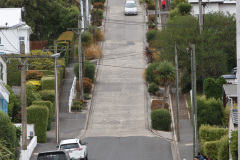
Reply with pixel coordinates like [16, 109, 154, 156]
[0, 8, 22, 27]
[222, 74, 236, 79]
[223, 84, 237, 97]
[230, 109, 238, 126]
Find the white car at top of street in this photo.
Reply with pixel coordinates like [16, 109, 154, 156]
[124, 0, 138, 15]
[57, 138, 88, 160]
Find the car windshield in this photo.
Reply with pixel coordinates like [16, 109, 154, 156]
[60, 143, 79, 149]
[125, 3, 136, 8]
[37, 152, 68, 160]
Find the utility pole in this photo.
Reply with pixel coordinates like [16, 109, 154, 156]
[155, 0, 158, 29]
[175, 45, 180, 141]
[236, 1, 240, 159]
[78, 16, 84, 100]
[20, 44, 27, 154]
[80, 0, 85, 30]
[190, 44, 197, 157]
[86, 0, 89, 28]
[199, 0, 203, 34]
[54, 41, 60, 143]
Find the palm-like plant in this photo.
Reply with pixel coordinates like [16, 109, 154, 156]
[154, 61, 175, 109]
[0, 139, 12, 160]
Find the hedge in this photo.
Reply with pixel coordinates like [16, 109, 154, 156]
[27, 105, 49, 143]
[202, 135, 229, 160]
[26, 84, 42, 106]
[197, 97, 224, 128]
[81, 31, 93, 48]
[26, 70, 43, 80]
[32, 101, 54, 131]
[7, 58, 21, 86]
[230, 131, 238, 160]
[38, 90, 55, 104]
[199, 124, 228, 142]
[146, 29, 159, 43]
[0, 111, 17, 159]
[151, 109, 171, 131]
[41, 76, 55, 90]
[27, 80, 41, 90]
[74, 60, 96, 81]
[217, 135, 229, 160]
[37, 70, 54, 76]
[203, 140, 218, 160]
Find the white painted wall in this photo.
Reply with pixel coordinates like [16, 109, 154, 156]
[189, 1, 236, 16]
[0, 27, 31, 54]
[20, 136, 37, 160]
[14, 123, 35, 140]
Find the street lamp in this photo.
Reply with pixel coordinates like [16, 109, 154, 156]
[51, 53, 60, 143]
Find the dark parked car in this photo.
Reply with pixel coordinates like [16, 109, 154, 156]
[37, 150, 77, 160]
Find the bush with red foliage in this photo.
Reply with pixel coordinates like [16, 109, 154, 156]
[26, 70, 43, 80]
[93, 2, 104, 10]
[83, 77, 93, 93]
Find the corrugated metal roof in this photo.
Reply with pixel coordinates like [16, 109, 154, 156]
[223, 84, 237, 97]
[231, 109, 238, 125]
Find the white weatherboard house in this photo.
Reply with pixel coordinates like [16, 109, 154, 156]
[188, 0, 236, 16]
[0, 8, 32, 54]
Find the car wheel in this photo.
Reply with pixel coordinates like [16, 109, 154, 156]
[85, 155, 88, 160]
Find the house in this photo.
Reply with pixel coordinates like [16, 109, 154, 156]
[0, 8, 32, 54]
[222, 84, 237, 107]
[188, 0, 236, 16]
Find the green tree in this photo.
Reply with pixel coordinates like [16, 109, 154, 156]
[154, 61, 175, 109]
[5, 0, 79, 41]
[151, 12, 235, 93]
[204, 77, 226, 99]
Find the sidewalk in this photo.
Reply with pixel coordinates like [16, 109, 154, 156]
[30, 62, 87, 160]
[171, 87, 193, 160]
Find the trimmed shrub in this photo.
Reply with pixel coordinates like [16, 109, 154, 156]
[91, 8, 104, 19]
[93, 2, 104, 10]
[204, 77, 226, 100]
[151, 109, 171, 131]
[41, 76, 55, 90]
[27, 105, 49, 143]
[74, 60, 96, 81]
[95, 29, 105, 41]
[148, 15, 155, 22]
[199, 125, 228, 142]
[26, 84, 42, 106]
[27, 80, 41, 90]
[203, 140, 218, 160]
[26, 70, 43, 80]
[151, 100, 169, 110]
[147, 3, 155, 10]
[32, 101, 54, 131]
[146, 29, 158, 43]
[81, 31, 93, 48]
[37, 70, 54, 76]
[86, 44, 103, 60]
[197, 97, 224, 128]
[178, 3, 192, 15]
[71, 100, 83, 111]
[148, 82, 159, 94]
[217, 135, 229, 160]
[145, 62, 158, 84]
[38, 90, 55, 104]
[7, 58, 21, 86]
[0, 111, 17, 159]
[83, 77, 93, 93]
[230, 131, 238, 160]
[91, 0, 106, 5]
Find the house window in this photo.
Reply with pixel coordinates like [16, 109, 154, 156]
[19, 37, 25, 51]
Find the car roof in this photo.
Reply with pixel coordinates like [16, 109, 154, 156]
[38, 150, 69, 154]
[126, 0, 136, 3]
[60, 138, 79, 145]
